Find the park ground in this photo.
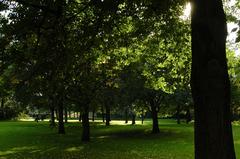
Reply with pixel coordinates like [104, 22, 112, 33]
[0, 119, 240, 159]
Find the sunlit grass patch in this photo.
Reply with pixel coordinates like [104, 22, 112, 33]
[0, 119, 239, 159]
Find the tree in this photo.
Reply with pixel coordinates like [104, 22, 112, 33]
[191, 0, 236, 158]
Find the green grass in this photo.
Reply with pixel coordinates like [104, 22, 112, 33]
[0, 119, 239, 159]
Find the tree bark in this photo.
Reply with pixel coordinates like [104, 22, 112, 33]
[131, 112, 136, 125]
[55, 109, 59, 121]
[101, 106, 105, 122]
[58, 99, 65, 134]
[1, 98, 4, 119]
[105, 104, 110, 126]
[79, 112, 82, 122]
[186, 109, 191, 124]
[141, 109, 144, 125]
[1, 98, 4, 108]
[50, 106, 55, 127]
[92, 109, 95, 122]
[191, 1, 236, 158]
[176, 105, 181, 124]
[64, 107, 68, 123]
[151, 104, 159, 133]
[68, 111, 71, 118]
[125, 108, 128, 124]
[81, 106, 90, 142]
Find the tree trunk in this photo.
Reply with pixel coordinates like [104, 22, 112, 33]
[131, 112, 136, 125]
[105, 104, 110, 126]
[81, 106, 90, 142]
[125, 108, 128, 124]
[92, 110, 95, 122]
[191, 1, 236, 158]
[186, 109, 191, 124]
[64, 107, 68, 123]
[151, 104, 159, 133]
[50, 106, 55, 127]
[1, 98, 4, 108]
[58, 99, 65, 134]
[1, 98, 4, 119]
[101, 106, 105, 123]
[68, 111, 71, 118]
[79, 112, 82, 122]
[55, 109, 59, 121]
[176, 105, 181, 124]
[141, 109, 144, 125]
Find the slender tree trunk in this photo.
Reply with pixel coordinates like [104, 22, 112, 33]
[68, 111, 71, 118]
[58, 99, 65, 134]
[141, 109, 144, 125]
[105, 104, 110, 126]
[125, 108, 128, 124]
[186, 109, 191, 124]
[176, 105, 181, 124]
[82, 106, 90, 142]
[191, 1, 236, 158]
[79, 112, 82, 122]
[50, 106, 55, 127]
[92, 110, 95, 122]
[1, 98, 4, 108]
[151, 104, 159, 134]
[55, 109, 59, 121]
[101, 106, 105, 122]
[64, 107, 68, 123]
[76, 112, 79, 119]
[131, 112, 136, 125]
[1, 98, 4, 119]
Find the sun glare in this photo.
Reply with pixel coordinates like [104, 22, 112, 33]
[181, 3, 191, 20]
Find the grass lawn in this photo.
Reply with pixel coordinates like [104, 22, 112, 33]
[0, 119, 239, 159]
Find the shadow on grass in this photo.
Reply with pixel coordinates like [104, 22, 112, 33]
[0, 121, 194, 159]
[92, 124, 193, 142]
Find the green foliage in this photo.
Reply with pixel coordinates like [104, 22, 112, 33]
[227, 49, 240, 119]
[0, 0, 192, 126]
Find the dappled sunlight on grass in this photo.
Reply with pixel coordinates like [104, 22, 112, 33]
[64, 146, 84, 152]
[0, 146, 38, 156]
[1, 119, 239, 159]
[96, 135, 111, 139]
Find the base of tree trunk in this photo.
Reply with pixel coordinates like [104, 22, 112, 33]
[81, 107, 90, 142]
[106, 105, 110, 126]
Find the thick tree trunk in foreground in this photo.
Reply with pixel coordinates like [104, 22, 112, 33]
[105, 104, 110, 126]
[58, 100, 65, 134]
[82, 106, 90, 142]
[151, 104, 159, 133]
[191, 1, 236, 158]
